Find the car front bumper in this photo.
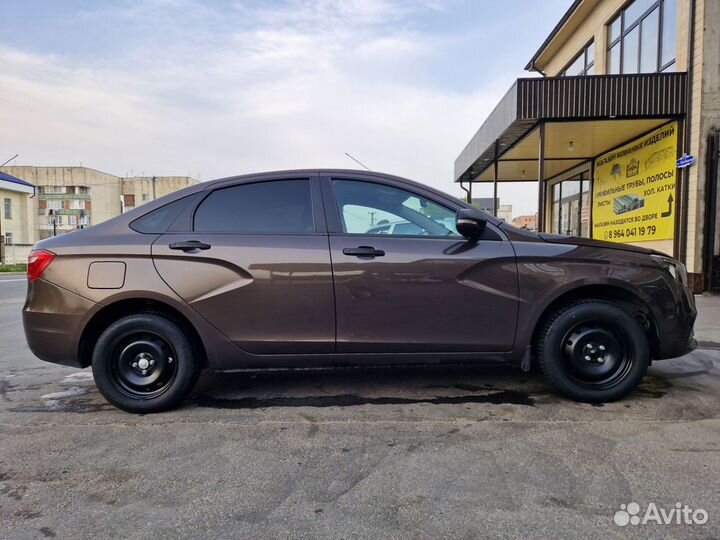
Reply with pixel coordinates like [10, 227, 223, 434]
[653, 278, 697, 360]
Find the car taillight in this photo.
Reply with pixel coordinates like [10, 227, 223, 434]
[27, 249, 56, 282]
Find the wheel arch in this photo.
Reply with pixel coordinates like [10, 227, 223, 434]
[78, 297, 208, 369]
[530, 283, 660, 361]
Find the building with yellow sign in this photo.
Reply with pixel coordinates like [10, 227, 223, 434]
[454, 0, 720, 293]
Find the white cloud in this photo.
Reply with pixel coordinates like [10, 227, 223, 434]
[0, 0, 530, 209]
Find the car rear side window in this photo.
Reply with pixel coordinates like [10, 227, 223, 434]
[194, 179, 314, 233]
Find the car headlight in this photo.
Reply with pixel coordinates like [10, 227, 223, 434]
[651, 254, 687, 285]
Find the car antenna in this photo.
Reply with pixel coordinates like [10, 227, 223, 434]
[1, 154, 19, 166]
[344, 152, 371, 171]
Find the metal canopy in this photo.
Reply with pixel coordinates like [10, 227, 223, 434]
[454, 72, 688, 184]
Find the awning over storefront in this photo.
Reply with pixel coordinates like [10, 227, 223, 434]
[454, 73, 687, 184]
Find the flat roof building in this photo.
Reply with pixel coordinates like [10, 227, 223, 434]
[0, 166, 198, 250]
[455, 0, 719, 292]
[0, 172, 36, 263]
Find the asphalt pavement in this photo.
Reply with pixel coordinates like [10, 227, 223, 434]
[1, 274, 719, 539]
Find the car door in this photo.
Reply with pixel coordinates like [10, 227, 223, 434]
[152, 174, 335, 354]
[322, 174, 518, 353]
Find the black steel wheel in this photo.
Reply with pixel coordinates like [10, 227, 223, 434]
[535, 300, 650, 402]
[109, 330, 178, 399]
[92, 313, 201, 413]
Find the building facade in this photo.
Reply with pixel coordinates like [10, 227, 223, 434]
[471, 197, 513, 222]
[455, 0, 720, 292]
[0, 166, 198, 242]
[0, 172, 36, 264]
[511, 214, 538, 230]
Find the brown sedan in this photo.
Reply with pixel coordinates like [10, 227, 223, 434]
[22, 170, 696, 412]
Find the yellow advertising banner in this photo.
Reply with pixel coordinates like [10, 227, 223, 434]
[592, 121, 678, 243]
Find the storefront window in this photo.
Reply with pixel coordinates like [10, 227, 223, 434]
[661, 0, 676, 69]
[561, 41, 595, 76]
[552, 184, 561, 234]
[581, 182, 591, 237]
[622, 26, 640, 73]
[606, 0, 676, 74]
[550, 176, 590, 237]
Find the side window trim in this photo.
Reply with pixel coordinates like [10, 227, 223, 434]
[190, 176, 322, 235]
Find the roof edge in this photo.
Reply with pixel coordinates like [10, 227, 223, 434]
[525, 0, 584, 72]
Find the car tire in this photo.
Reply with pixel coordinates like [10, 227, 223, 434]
[92, 313, 201, 413]
[535, 300, 650, 403]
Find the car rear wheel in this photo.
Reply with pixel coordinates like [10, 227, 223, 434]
[92, 313, 201, 413]
[535, 300, 650, 403]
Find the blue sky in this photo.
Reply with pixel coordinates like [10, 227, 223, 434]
[0, 0, 571, 215]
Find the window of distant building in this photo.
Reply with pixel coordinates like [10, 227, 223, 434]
[41, 186, 67, 194]
[4, 232, 12, 245]
[3, 198, 11, 219]
[607, 0, 676, 74]
[561, 40, 595, 76]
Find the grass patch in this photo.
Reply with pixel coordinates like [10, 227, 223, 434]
[0, 263, 27, 273]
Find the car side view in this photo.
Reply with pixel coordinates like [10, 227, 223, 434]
[22, 170, 697, 413]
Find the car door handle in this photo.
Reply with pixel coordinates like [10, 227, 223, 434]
[342, 246, 385, 258]
[169, 240, 211, 252]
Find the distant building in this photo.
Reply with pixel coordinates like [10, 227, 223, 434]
[471, 197, 512, 222]
[0, 166, 198, 242]
[497, 204, 513, 223]
[512, 214, 537, 231]
[471, 197, 497, 214]
[0, 172, 36, 264]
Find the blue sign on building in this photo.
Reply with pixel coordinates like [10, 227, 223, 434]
[676, 154, 695, 168]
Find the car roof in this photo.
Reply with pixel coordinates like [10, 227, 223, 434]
[204, 169, 500, 226]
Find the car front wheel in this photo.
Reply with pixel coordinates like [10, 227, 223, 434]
[535, 300, 650, 403]
[92, 313, 201, 413]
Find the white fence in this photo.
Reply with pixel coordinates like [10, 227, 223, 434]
[0, 243, 33, 265]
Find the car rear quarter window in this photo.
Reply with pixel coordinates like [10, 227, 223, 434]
[194, 179, 315, 234]
[130, 195, 195, 234]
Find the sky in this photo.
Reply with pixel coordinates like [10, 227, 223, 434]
[0, 0, 571, 217]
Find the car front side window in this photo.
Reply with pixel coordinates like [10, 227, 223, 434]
[333, 180, 460, 237]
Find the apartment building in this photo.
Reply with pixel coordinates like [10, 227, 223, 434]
[0, 166, 198, 242]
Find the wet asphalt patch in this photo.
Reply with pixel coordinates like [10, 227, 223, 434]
[193, 389, 536, 409]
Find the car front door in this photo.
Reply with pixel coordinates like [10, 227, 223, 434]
[152, 175, 335, 354]
[323, 175, 518, 353]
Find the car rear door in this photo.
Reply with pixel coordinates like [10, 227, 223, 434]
[152, 174, 335, 354]
[322, 174, 518, 353]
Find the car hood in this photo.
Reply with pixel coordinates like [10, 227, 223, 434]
[536, 232, 660, 255]
[498, 223, 665, 256]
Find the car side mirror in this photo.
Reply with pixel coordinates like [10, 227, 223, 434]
[456, 209, 487, 241]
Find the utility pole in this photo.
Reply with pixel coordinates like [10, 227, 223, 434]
[48, 209, 57, 237]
